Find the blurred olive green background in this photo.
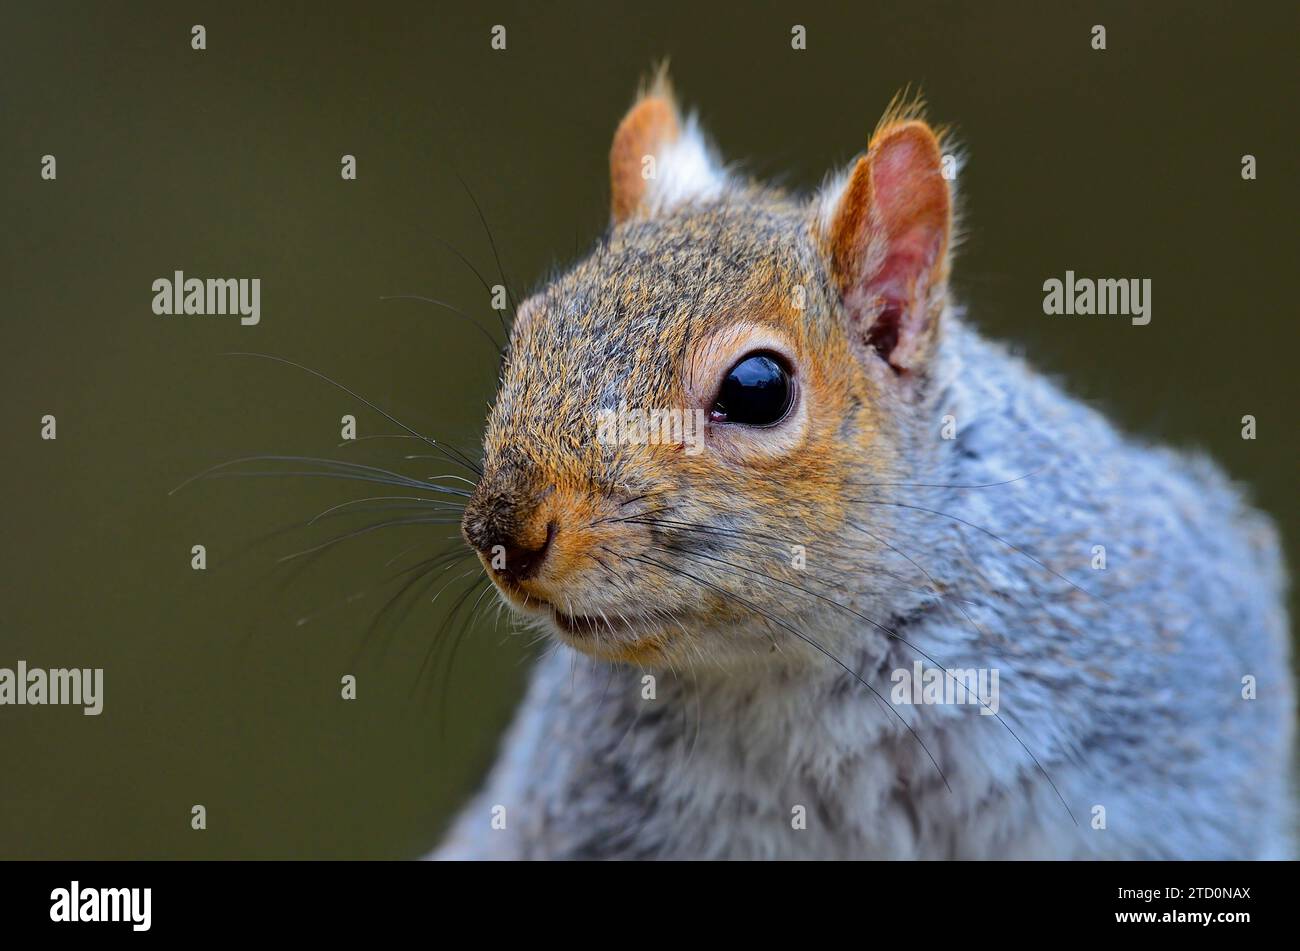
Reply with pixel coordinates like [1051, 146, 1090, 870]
[1, 1, 1295, 857]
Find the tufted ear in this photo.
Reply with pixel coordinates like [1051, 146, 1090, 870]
[609, 71, 726, 224]
[817, 114, 952, 373]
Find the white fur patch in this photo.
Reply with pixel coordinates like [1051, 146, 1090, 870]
[813, 166, 853, 238]
[643, 115, 726, 215]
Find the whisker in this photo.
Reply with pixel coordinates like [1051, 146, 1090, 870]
[219, 351, 483, 477]
[619, 515, 783, 546]
[628, 552, 953, 794]
[308, 495, 465, 525]
[626, 516, 949, 603]
[378, 294, 504, 355]
[384, 542, 426, 570]
[191, 469, 463, 495]
[337, 433, 424, 447]
[430, 234, 513, 340]
[849, 498, 1108, 605]
[337, 434, 488, 470]
[355, 553, 475, 670]
[457, 173, 519, 316]
[397, 459, 484, 482]
[657, 542, 1077, 825]
[844, 468, 1045, 490]
[432, 576, 498, 717]
[618, 492, 657, 510]
[295, 545, 469, 628]
[416, 570, 491, 704]
[276, 516, 463, 563]
[170, 454, 473, 498]
[848, 518, 988, 615]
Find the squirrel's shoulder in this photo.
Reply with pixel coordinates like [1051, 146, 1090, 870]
[944, 316, 1287, 601]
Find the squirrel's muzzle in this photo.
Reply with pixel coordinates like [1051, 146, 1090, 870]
[462, 472, 556, 586]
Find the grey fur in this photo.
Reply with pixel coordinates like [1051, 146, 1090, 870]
[435, 115, 1293, 858]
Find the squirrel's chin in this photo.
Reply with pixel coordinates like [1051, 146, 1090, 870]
[528, 604, 671, 663]
[547, 609, 673, 661]
[489, 578, 682, 663]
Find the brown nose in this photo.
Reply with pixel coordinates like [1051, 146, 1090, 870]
[491, 522, 556, 583]
[462, 485, 556, 584]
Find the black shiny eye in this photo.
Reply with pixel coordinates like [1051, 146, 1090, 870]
[710, 351, 794, 426]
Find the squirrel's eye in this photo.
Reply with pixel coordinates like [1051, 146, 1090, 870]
[710, 351, 794, 426]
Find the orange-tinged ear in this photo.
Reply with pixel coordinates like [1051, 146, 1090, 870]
[610, 94, 679, 223]
[820, 118, 952, 372]
[609, 72, 726, 224]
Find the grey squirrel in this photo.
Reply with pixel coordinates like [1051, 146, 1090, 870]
[434, 73, 1294, 859]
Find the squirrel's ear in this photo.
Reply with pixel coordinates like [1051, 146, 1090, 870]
[816, 118, 952, 372]
[609, 71, 726, 224]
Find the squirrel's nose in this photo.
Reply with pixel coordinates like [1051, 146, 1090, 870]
[491, 522, 556, 583]
[462, 488, 556, 583]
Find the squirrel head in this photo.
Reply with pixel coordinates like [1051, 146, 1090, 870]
[462, 72, 955, 667]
